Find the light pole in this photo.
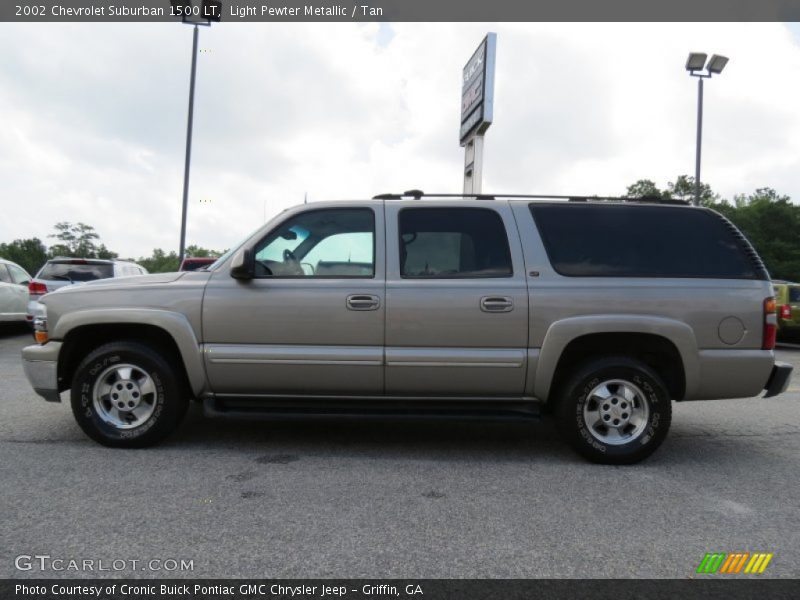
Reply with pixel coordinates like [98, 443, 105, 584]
[170, 1, 221, 262]
[686, 52, 729, 206]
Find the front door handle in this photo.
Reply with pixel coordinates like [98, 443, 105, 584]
[480, 296, 514, 313]
[346, 294, 381, 311]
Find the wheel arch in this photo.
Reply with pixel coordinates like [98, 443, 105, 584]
[535, 315, 698, 403]
[54, 309, 206, 397]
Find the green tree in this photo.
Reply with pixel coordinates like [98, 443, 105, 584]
[184, 244, 221, 258]
[96, 244, 118, 260]
[666, 175, 719, 207]
[47, 222, 115, 258]
[625, 179, 667, 199]
[624, 176, 720, 205]
[137, 248, 180, 273]
[137, 245, 223, 273]
[0, 237, 48, 276]
[723, 188, 800, 281]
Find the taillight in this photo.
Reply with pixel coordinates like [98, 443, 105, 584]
[763, 297, 777, 350]
[28, 281, 48, 296]
[780, 304, 792, 320]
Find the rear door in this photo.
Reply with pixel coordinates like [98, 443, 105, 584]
[383, 201, 529, 396]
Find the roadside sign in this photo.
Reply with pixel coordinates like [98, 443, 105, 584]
[460, 33, 496, 145]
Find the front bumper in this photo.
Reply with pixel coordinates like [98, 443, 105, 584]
[21, 342, 62, 403]
[764, 361, 793, 398]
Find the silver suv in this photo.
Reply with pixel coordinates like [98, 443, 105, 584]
[27, 257, 148, 323]
[21, 194, 793, 463]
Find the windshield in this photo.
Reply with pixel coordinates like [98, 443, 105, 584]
[205, 219, 296, 271]
[206, 247, 237, 271]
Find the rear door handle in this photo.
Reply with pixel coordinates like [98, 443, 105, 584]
[346, 294, 381, 311]
[480, 296, 514, 312]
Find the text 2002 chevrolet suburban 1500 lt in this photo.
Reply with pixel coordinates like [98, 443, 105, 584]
[21, 193, 793, 464]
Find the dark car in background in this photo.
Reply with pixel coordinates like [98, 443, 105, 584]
[27, 258, 148, 322]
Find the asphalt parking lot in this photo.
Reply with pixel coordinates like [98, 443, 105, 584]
[1, 324, 799, 579]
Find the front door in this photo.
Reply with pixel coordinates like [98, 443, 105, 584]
[202, 204, 385, 396]
[384, 202, 529, 397]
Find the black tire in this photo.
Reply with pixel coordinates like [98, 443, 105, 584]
[70, 341, 189, 448]
[555, 356, 672, 465]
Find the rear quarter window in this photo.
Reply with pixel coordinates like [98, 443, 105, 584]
[529, 203, 760, 279]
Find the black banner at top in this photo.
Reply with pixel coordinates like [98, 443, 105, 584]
[4, 0, 800, 22]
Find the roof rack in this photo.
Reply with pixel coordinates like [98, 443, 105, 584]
[371, 190, 690, 205]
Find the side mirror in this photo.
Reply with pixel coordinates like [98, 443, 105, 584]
[230, 248, 254, 280]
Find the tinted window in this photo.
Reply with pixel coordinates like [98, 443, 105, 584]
[399, 208, 512, 278]
[39, 262, 114, 282]
[0, 264, 11, 283]
[529, 204, 758, 279]
[790, 287, 800, 303]
[7, 264, 30, 284]
[254, 208, 375, 278]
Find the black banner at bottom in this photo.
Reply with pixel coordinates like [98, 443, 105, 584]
[4, 579, 800, 600]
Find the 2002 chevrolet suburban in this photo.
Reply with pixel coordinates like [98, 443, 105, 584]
[21, 192, 793, 463]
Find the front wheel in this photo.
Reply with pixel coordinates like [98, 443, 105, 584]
[70, 341, 189, 448]
[555, 356, 672, 464]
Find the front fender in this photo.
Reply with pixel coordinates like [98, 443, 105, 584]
[534, 315, 699, 401]
[53, 308, 207, 397]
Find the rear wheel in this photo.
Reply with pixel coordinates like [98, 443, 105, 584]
[70, 341, 189, 447]
[555, 356, 672, 464]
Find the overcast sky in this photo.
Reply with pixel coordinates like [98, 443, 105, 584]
[2, 22, 800, 258]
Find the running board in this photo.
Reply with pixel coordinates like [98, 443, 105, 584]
[203, 396, 541, 422]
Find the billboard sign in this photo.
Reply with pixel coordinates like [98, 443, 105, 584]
[460, 33, 496, 145]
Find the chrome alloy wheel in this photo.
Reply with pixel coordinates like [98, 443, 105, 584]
[582, 379, 650, 445]
[92, 363, 157, 429]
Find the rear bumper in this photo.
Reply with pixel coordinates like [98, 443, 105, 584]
[21, 342, 62, 403]
[764, 362, 793, 398]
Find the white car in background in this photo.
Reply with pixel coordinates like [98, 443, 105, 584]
[0, 258, 32, 324]
[27, 258, 148, 322]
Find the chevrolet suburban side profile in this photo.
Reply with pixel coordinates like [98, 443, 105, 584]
[21, 193, 794, 464]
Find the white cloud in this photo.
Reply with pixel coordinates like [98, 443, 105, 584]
[1, 22, 799, 257]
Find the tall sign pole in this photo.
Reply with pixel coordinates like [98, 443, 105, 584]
[178, 23, 199, 264]
[170, 0, 222, 263]
[460, 33, 496, 194]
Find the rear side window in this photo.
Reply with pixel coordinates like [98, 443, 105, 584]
[7, 264, 30, 284]
[399, 208, 512, 278]
[529, 204, 758, 279]
[39, 262, 114, 282]
[790, 287, 800, 303]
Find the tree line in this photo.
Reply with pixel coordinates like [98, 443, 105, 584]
[2, 180, 799, 281]
[0, 222, 222, 276]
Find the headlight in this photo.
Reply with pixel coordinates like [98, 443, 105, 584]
[33, 311, 48, 345]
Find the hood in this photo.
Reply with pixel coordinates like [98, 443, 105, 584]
[51, 272, 186, 294]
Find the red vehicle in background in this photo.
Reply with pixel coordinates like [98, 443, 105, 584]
[179, 256, 217, 271]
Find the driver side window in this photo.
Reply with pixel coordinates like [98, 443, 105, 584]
[254, 208, 375, 278]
